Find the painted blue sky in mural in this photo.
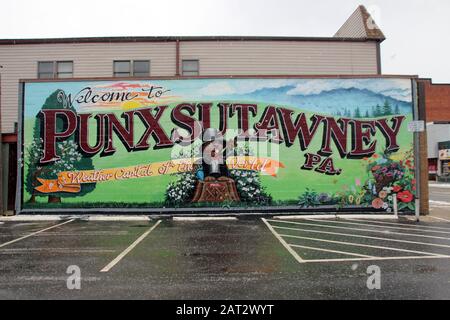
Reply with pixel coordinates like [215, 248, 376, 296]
[24, 78, 412, 117]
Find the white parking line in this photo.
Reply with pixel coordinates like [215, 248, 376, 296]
[430, 216, 450, 222]
[0, 219, 75, 248]
[302, 255, 450, 263]
[280, 234, 447, 257]
[288, 243, 375, 258]
[347, 218, 450, 231]
[306, 218, 450, 234]
[430, 200, 450, 207]
[267, 219, 450, 241]
[0, 248, 116, 254]
[261, 218, 305, 264]
[100, 220, 162, 272]
[272, 225, 450, 249]
[264, 219, 450, 264]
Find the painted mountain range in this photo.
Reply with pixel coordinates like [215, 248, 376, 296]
[232, 86, 412, 116]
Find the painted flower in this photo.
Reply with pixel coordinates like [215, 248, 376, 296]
[392, 185, 402, 193]
[372, 198, 384, 209]
[398, 190, 414, 203]
[348, 195, 354, 204]
[371, 165, 381, 172]
[378, 191, 388, 199]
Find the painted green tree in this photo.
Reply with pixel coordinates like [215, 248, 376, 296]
[25, 90, 96, 203]
[383, 99, 393, 116]
[373, 104, 382, 117]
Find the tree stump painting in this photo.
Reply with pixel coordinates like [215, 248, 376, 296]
[191, 176, 240, 203]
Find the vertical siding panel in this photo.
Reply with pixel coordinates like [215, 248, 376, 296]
[179, 41, 378, 75]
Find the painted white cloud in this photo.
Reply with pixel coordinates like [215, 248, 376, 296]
[197, 79, 296, 96]
[194, 78, 412, 103]
[286, 79, 412, 102]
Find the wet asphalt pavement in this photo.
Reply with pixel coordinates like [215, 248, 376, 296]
[429, 185, 450, 203]
[1, 215, 450, 300]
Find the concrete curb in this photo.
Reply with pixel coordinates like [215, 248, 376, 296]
[173, 217, 238, 221]
[0, 214, 401, 222]
[0, 215, 153, 222]
[273, 214, 399, 220]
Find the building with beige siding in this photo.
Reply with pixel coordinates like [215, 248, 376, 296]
[0, 5, 388, 213]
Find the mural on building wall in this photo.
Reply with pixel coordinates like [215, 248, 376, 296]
[20, 78, 416, 213]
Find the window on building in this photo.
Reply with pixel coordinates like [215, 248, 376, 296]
[133, 60, 150, 77]
[182, 60, 199, 76]
[114, 60, 150, 77]
[38, 61, 73, 79]
[56, 61, 73, 78]
[114, 60, 131, 77]
[38, 61, 55, 79]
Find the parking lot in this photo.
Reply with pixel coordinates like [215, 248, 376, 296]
[1, 215, 450, 299]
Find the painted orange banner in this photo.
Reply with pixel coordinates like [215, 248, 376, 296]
[34, 156, 284, 193]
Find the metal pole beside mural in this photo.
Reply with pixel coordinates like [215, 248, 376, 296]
[15, 82, 24, 214]
[412, 79, 422, 222]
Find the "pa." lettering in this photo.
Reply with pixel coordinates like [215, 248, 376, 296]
[301, 153, 342, 175]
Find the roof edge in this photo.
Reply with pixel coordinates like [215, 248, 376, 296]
[0, 35, 383, 45]
[18, 74, 419, 83]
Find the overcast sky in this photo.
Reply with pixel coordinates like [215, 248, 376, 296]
[1, 0, 449, 83]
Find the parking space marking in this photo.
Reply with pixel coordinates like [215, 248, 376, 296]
[100, 220, 162, 272]
[261, 218, 305, 264]
[430, 216, 450, 223]
[288, 243, 374, 258]
[0, 219, 75, 249]
[347, 218, 450, 231]
[300, 255, 450, 263]
[305, 218, 450, 234]
[430, 200, 450, 207]
[280, 234, 447, 257]
[0, 248, 116, 254]
[263, 218, 450, 264]
[272, 225, 450, 249]
[266, 219, 450, 241]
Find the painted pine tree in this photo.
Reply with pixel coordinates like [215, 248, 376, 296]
[374, 104, 382, 117]
[383, 99, 393, 116]
[25, 90, 96, 203]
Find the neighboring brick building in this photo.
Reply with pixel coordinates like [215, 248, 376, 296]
[419, 79, 450, 181]
[420, 79, 450, 122]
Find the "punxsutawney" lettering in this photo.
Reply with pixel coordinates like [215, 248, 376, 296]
[38, 102, 405, 165]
